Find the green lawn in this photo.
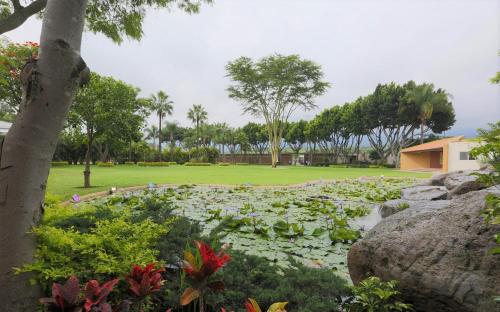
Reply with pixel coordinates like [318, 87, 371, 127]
[47, 164, 431, 199]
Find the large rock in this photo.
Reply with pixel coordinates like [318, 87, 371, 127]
[380, 199, 450, 218]
[444, 171, 489, 199]
[427, 172, 453, 186]
[400, 185, 448, 201]
[348, 188, 500, 312]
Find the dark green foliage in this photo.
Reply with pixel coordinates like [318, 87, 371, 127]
[189, 146, 220, 163]
[211, 251, 348, 312]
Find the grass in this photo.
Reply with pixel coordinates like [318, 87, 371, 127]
[47, 164, 431, 199]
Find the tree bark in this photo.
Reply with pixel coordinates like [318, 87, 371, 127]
[158, 115, 162, 161]
[0, 1, 89, 310]
[84, 132, 93, 188]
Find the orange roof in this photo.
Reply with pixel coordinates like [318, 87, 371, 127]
[401, 136, 464, 153]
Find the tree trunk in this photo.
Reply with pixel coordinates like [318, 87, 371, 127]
[128, 140, 132, 162]
[169, 131, 174, 158]
[84, 133, 93, 188]
[420, 122, 424, 144]
[158, 115, 162, 161]
[0, 1, 89, 310]
[271, 137, 279, 168]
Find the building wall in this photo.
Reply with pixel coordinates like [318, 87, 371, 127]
[443, 144, 449, 172]
[400, 151, 431, 170]
[447, 141, 481, 172]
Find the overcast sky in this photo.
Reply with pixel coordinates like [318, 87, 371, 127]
[4, 0, 499, 137]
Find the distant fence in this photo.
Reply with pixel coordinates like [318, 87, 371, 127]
[216, 152, 368, 165]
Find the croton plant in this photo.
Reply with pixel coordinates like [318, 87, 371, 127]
[39, 241, 288, 312]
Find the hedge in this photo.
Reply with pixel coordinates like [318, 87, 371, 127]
[137, 162, 170, 167]
[184, 162, 211, 166]
[51, 161, 70, 167]
[96, 162, 115, 167]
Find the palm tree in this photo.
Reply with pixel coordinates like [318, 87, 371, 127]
[187, 104, 208, 150]
[405, 83, 450, 144]
[145, 125, 159, 148]
[150, 91, 174, 160]
[163, 121, 179, 156]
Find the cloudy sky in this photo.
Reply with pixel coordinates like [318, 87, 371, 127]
[5, 0, 499, 137]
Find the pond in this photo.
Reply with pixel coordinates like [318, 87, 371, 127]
[119, 177, 419, 281]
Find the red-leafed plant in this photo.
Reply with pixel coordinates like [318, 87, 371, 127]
[126, 263, 165, 298]
[83, 279, 120, 312]
[39, 276, 82, 311]
[181, 241, 231, 312]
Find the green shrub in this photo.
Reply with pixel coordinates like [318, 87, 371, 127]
[96, 162, 115, 167]
[162, 147, 190, 164]
[346, 163, 369, 168]
[161, 250, 349, 311]
[345, 276, 412, 312]
[396, 202, 410, 211]
[312, 162, 330, 167]
[21, 197, 175, 293]
[124, 161, 135, 165]
[51, 161, 70, 166]
[219, 162, 231, 166]
[137, 162, 170, 167]
[165, 161, 177, 165]
[185, 162, 211, 166]
[188, 146, 220, 163]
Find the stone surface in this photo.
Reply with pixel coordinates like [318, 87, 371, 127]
[348, 188, 500, 312]
[379, 199, 410, 218]
[379, 199, 450, 218]
[400, 185, 448, 201]
[444, 172, 476, 190]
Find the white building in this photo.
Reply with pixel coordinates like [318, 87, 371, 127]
[0, 121, 12, 136]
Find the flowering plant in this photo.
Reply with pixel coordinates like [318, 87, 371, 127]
[181, 241, 230, 311]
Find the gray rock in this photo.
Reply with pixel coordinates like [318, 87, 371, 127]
[379, 199, 411, 218]
[379, 199, 450, 218]
[444, 171, 476, 190]
[427, 172, 451, 186]
[401, 185, 448, 201]
[348, 188, 500, 312]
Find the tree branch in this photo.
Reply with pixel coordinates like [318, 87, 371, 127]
[0, 0, 47, 35]
[11, 0, 22, 11]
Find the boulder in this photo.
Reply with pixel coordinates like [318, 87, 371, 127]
[348, 188, 500, 312]
[379, 199, 410, 218]
[400, 185, 448, 201]
[379, 199, 450, 218]
[445, 174, 484, 199]
[444, 172, 476, 190]
[427, 172, 452, 186]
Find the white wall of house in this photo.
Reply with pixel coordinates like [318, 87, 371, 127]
[447, 141, 481, 172]
[0, 121, 11, 136]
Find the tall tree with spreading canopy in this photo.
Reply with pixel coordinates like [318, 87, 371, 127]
[0, 0, 211, 310]
[69, 73, 146, 187]
[150, 91, 173, 160]
[187, 104, 208, 150]
[226, 54, 329, 168]
[0, 40, 38, 120]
